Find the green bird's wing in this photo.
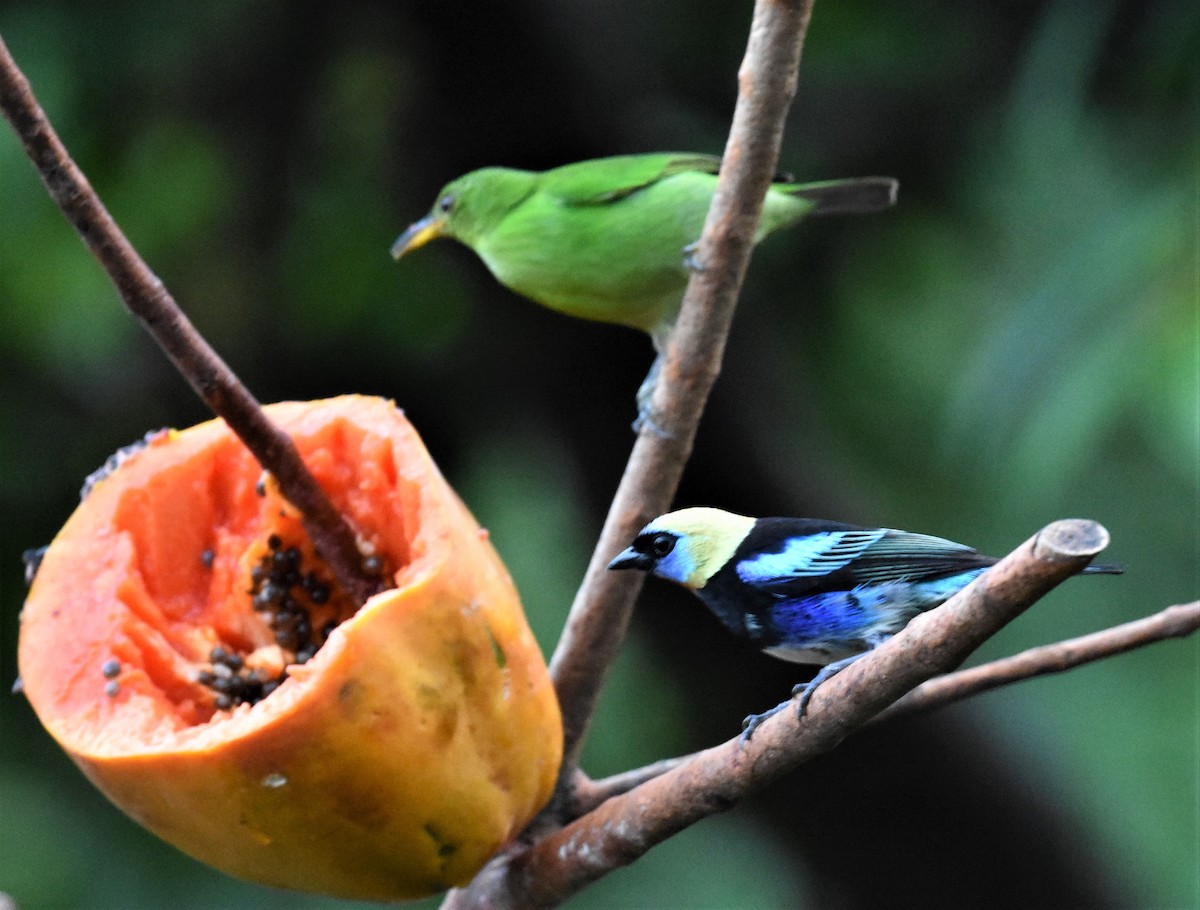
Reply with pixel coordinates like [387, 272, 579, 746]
[471, 154, 723, 335]
[540, 153, 721, 206]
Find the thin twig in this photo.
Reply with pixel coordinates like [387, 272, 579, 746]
[484, 519, 1113, 908]
[578, 600, 1200, 808]
[877, 599, 1200, 721]
[569, 761, 686, 817]
[0, 34, 381, 607]
[546, 0, 816, 787]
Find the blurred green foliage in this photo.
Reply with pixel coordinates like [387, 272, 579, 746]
[1, 1, 1196, 908]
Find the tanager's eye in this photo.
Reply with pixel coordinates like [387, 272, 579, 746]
[648, 533, 676, 559]
[438, 194, 455, 213]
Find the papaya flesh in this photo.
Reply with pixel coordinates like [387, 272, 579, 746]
[17, 395, 562, 901]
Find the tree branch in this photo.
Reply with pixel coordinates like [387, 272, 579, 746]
[546, 0, 816, 787]
[577, 599, 1200, 808]
[0, 34, 381, 607]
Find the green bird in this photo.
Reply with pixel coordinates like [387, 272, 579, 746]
[392, 153, 897, 423]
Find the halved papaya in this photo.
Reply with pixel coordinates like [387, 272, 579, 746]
[17, 395, 562, 901]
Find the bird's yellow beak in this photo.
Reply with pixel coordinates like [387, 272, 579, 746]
[390, 214, 446, 259]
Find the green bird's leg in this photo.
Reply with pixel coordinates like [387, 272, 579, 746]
[633, 353, 665, 435]
[631, 242, 700, 436]
[633, 326, 674, 437]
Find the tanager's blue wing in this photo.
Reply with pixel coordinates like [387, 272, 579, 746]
[734, 525, 995, 598]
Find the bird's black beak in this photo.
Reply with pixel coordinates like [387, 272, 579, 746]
[390, 213, 446, 259]
[607, 547, 654, 572]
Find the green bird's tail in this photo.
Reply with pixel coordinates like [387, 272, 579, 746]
[782, 176, 899, 216]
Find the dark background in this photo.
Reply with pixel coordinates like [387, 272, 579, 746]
[1, 1, 1196, 907]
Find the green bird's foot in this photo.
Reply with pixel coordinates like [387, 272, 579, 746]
[682, 241, 705, 273]
[632, 408, 673, 438]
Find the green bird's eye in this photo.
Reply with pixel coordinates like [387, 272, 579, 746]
[649, 533, 676, 558]
[438, 194, 456, 213]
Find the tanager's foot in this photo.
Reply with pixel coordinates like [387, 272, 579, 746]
[790, 652, 867, 717]
[741, 651, 872, 745]
[739, 699, 791, 746]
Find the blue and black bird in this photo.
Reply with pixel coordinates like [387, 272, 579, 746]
[608, 507, 1123, 741]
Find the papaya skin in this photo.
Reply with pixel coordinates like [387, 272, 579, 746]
[17, 395, 562, 901]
